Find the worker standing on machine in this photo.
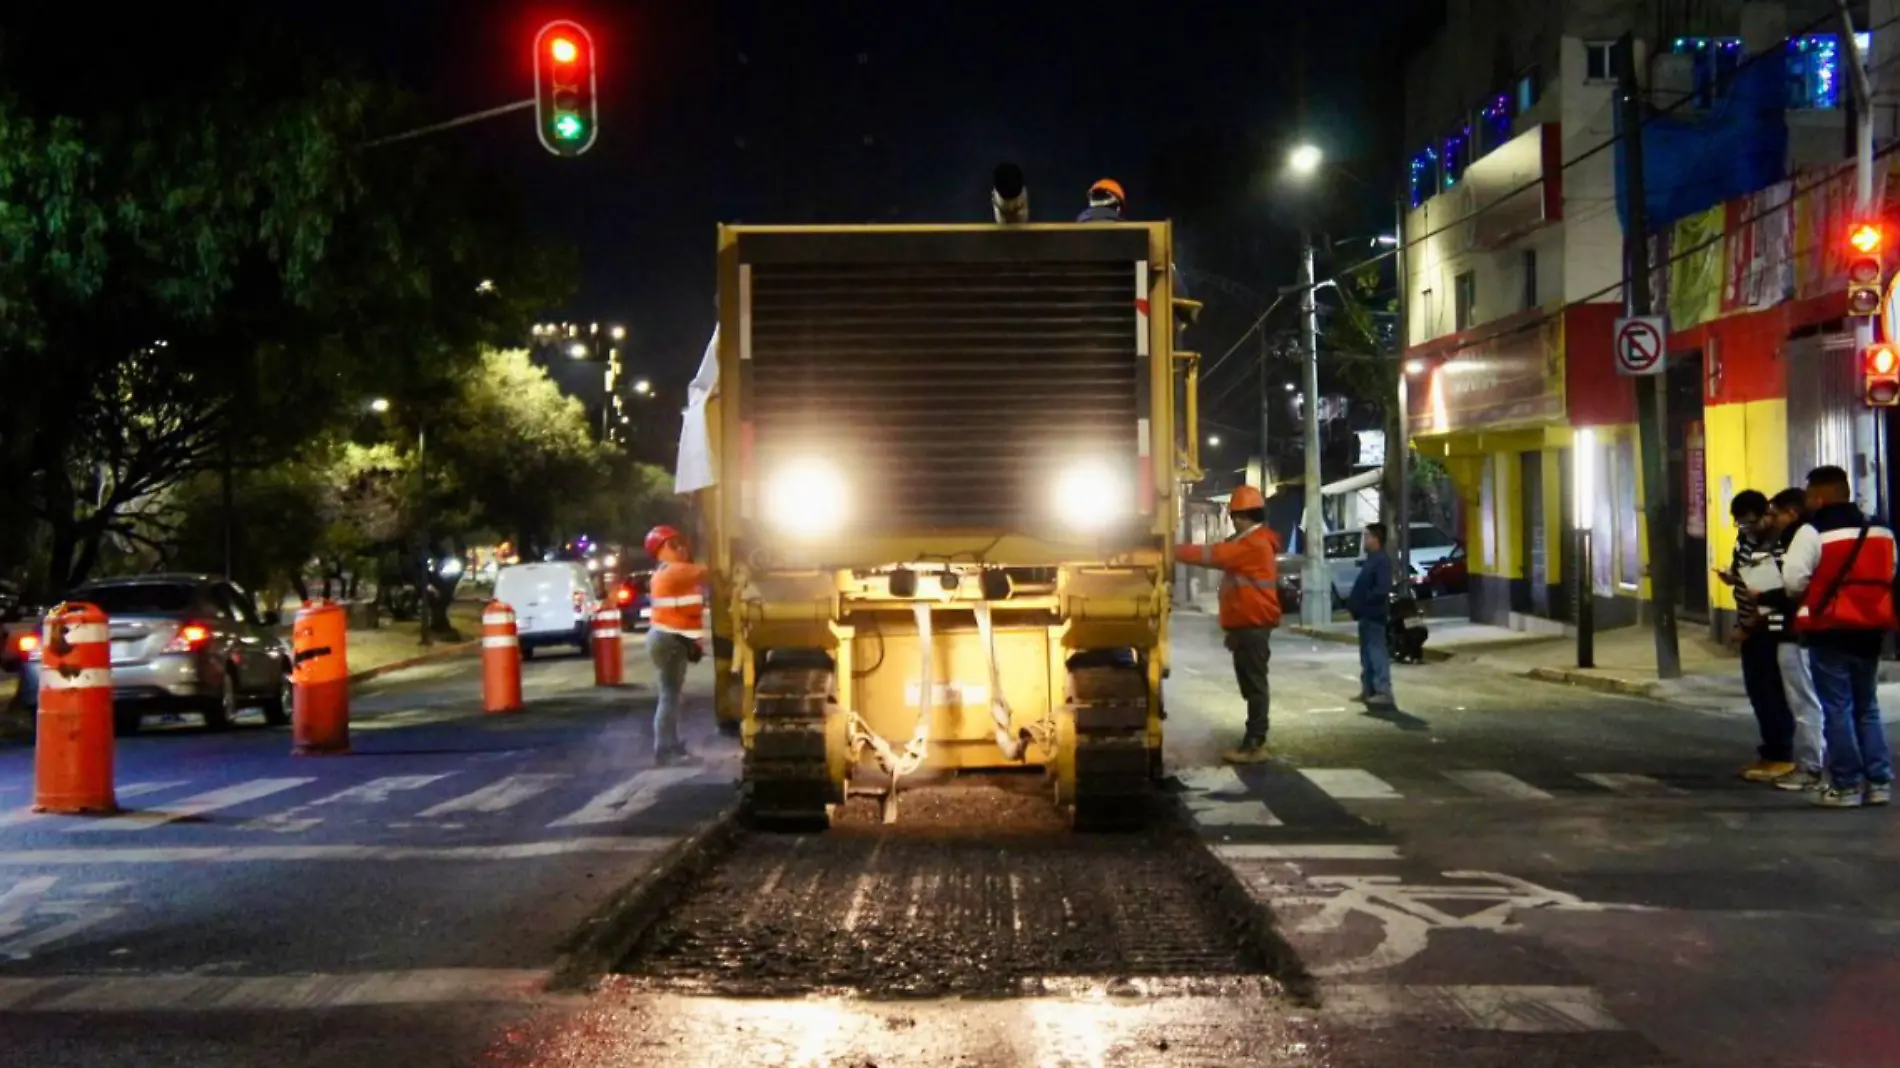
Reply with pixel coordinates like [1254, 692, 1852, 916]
[644, 524, 706, 766]
[1174, 485, 1283, 763]
[1077, 178, 1126, 222]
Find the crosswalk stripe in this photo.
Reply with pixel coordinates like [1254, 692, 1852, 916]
[1176, 767, 1283, 827]
[548, 767, 703, 828]
[245, 775, 454, 833]
[1442, 770, 1554, 801]
[0, 781, 188, 829]
[416, 774, 565, 818]
[73, 779, 316, 832]
[1299, 768, 1402, 800]
[1578, 773, 1689, 796]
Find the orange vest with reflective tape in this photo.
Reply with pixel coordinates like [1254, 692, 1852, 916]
[1174, 524, 1282, 630]
[649, 561, 707, 638]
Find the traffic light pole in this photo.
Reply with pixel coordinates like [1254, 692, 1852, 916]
[1617, 33, 1682, 680]
[1839, 0, 1883, 514]
[357, 99, 535, 150]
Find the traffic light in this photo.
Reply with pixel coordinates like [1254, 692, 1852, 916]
[1847, 220, 1883, 317]
[534, 20, 597, 156]
[1863, 342, 1900, 406]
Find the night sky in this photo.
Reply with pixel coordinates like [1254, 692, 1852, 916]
[33, 0, 1440, 445]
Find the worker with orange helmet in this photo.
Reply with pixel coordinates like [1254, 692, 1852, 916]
[1078, 178, 1126, 222]
[643, 524, 706, 766]
[1175, 485, 1283, 763]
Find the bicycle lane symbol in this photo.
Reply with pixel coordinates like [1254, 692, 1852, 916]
[1264, 870, 1659, 976]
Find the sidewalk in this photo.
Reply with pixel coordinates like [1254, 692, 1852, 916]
[1290, 615, 1900, 717]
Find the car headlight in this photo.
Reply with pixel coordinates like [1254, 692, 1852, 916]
[763, 458, 848, 537]
[1053, 459, 1129, 532]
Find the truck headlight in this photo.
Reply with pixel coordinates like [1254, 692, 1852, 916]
[764, 458, 848, 537]
[1053, 459, 1127, 531]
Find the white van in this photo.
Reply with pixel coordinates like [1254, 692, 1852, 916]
[493, 561, 600, 657]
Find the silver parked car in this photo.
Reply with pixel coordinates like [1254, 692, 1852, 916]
[16, 575, 293, 735]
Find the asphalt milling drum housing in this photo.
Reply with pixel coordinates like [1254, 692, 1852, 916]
[615, 778, 1309, 1000]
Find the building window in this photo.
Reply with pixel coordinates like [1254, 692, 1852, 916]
[1787, 34, 1867, 109]
[1441, 127, 1471, 189]
[1407, 146, 1438, 208]
[1515, 67, 1540, 114]
[1584, 41, 1618, 83]
[1454, 271, 1476, 331]
[1521, 249, 1537, 310]
[1477, 93, 1513, 155]
[1668, 36, 1743, 108]
[1421, 287, 1435, 335]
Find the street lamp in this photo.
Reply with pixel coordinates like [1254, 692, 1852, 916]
[633, 378, 652, 395]
[610, 325, 626, 341]
[568, 342, 588, 359]
[1282, 141, 1330, 624]
[1207, 434, 1221, 447]
[1287, 143, 1322, 177]
[369, 397, 391, 414]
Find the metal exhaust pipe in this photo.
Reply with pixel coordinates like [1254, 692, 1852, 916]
[992, 163, 1028, 224]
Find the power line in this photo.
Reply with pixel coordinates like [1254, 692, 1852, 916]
[1308, 6, 1880, 299]
[1409, 139, 1900, 367]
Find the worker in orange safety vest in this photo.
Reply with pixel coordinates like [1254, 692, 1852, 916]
[644, 524, 707, 766]
[1174, 484, 1283, 763]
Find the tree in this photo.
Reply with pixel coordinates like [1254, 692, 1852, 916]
[0, 14, 576, 592]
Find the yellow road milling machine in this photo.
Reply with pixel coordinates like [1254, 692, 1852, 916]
[699, 165, 1205, 828]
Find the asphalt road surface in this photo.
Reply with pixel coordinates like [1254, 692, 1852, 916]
[2, 613, 1895, 1067]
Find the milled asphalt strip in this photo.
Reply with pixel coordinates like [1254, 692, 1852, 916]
[0, 836, 678, 864]
[0, 969, 556, 1012]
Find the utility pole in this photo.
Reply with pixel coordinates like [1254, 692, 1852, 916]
[1299, 230, 1330, 624]
[1839, 0, 1881, 516]
[1257, 328, 1272, 489]
[1392, 199, 1411, 578]
[1617, 32, 1681, 678]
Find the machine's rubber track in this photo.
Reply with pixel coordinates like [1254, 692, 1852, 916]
[743, 665, 839, 827]
[1067, 665, 1155, 830]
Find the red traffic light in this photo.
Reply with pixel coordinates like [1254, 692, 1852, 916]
[1850, 221, 1883, 255]
[533, 20, 597, 157]
[1864, 343, 1900, 406]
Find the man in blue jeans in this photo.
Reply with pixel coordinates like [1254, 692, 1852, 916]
[1779, 466, 1894, 808]
[1348, 523, 1395, 707]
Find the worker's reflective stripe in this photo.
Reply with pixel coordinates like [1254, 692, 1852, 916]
[481, 635, 518, 649]
[58, 624, 109, 646]
[40, 667, 111, 691]
[649, 594, 703, 608]
[481, 612, 513, 625]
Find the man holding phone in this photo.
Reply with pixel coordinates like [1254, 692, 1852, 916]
[1722, 490, 1795, 782]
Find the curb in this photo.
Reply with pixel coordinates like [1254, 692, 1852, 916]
[1523, 665, 1658, 699]
[1287, 624, 1454, 663]
[544, 800, 744, 992]
[348, 639, 480, 684]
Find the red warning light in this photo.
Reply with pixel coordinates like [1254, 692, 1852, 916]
[1870, 345, 1897, 376]
[550, 37, 578, 63]
[1850, 221, 1882, 255]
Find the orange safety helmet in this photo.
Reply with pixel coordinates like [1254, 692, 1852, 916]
[644, 525, 683, 559]
[1088, 178, 1126, 206]
[1228, 485, 1267, 512]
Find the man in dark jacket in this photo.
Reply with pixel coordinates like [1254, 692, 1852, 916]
[1724, 489, 1795, 782]
[1780, 466, 1895, 808]
[1348, 523, 1395, 707]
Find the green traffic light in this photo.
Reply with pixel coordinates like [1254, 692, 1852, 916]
[553, 113, 584, 140]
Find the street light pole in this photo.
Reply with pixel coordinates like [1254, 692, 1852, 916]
[1299, 229, 1330, 624]
[1393, 199, 1411, 579]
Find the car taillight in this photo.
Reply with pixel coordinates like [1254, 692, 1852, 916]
[16, 633, 40, 659]
[164, 622, 212, 654]
[615, 587, 633, 605]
